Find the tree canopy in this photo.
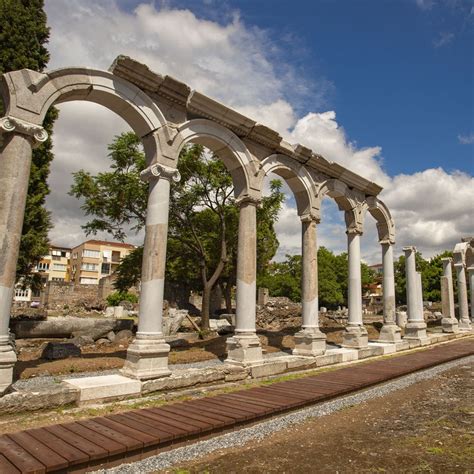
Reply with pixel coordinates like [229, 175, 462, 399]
[70, 132, 284, 328]
[0, 0, 57, 289]
[258, 247, 376, 308]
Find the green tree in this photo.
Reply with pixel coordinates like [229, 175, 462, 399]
[70, 132, 284, 329]
[0, 0, 57, 289]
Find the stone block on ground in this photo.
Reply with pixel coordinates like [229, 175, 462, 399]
[62, 374, 141, 402]
[70, 335, 95, 347]
[42, 342, 81, 360]
[115, 329, 133, 341]
[250, 360, 288, 378]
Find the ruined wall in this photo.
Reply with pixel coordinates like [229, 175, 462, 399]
[41, 281, 100, 309]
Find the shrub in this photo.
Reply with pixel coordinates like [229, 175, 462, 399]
[106, 291, 138, 307]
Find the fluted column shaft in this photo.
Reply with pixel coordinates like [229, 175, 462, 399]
[0, 133, 33, 392]
[293, 215, 326, 356]
[455, 263, 471, 330]
[227, 197, 263, 364]
[440, 257, 458, 333]
[378, 242, 401, 342]
[347, 231, 363, 326]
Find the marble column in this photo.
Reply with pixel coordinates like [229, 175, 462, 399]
[226, 196, 263, 364]
[378, 242, 401, 343]
[468, 266, 474, 323]
[403, 246, 428, 341]
[440, 258, 458, 333]
[342, 230, 368, 348]
[122, 163, 180, 380]
[455, 263, 471, 331]
[0, 120, 46, 393]
[293, 214, 326, 356]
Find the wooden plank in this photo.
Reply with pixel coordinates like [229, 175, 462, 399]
[27, 427, 90, 466]
[173, 404, 236, 426]
[77, 419, 143, 452]
[194, 398, 258, 420]
[186, 399, 251, 421]
[7, 431, 69, 471]
[45, 425, 107, 461]
[204, 396, 271, 415]
[62, 423, 126, 456]
[95, 417, 156, 447]
[135, 410, 201, 436]
[0, 436, 45, 474]
[108, 413, 176, 441]
[153, 406, 216, 431]
[0, 454, 21, 474]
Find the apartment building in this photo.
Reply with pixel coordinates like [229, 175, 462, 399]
[70, 240, 135, 285]
[14, 245, 71, 302]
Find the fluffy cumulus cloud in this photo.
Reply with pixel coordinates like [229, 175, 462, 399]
[42, 1, 473, 262]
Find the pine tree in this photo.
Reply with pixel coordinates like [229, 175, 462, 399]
[0, 0, 57, 287]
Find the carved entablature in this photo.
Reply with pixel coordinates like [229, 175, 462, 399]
[0, 116, 48, 144]
[345, 205, 365, 235]
[140, 163, 181, 183]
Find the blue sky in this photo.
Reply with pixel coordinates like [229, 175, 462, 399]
[168, 0, 474, 176]
[43, 0, 473, 261]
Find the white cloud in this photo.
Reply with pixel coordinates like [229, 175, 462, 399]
[458, 132, 474, 144]
[41, 1, 473, 264]
[416, 0, 436, 11]
[433, 31, 454, 47]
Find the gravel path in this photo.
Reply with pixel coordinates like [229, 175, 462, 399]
[93, 355, 474, 474]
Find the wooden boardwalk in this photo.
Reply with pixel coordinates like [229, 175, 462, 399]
[0, 339, 472, 473]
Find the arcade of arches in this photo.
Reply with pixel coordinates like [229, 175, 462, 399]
[0, 56, 470, 393]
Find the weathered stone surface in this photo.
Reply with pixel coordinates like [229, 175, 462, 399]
[42, 342, 81, 360]
[107, 330, 116, 342]
[115, 329, 133, 341]
[70, 335, 94, 347]
[162, 308, 188, 336]
[0, 386, 78, 415]
[250, 361, 287, 378]
[315, 353, 343, 367]
[62, 375, 141, 402]
[10, 317, 134, 340]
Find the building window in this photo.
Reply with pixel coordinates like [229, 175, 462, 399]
[52, 263, 67, 271]
[37, 262, 50, 271]
[15, 288, 30, 298]
[101, 263, 111, 275]
[82, 249, 100, 258]
[81, 263, 98, 271]
[80, 277, 98, 285]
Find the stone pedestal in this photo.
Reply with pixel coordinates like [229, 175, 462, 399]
[403, 247, 428, 342]
[293, 329, 326, 357]
[121, 335, 171, 380]
[379, 324, 402, 343]
[0, 337, 17, 394]
[226, 333, 263, 365]
[342, 324, 369, 349]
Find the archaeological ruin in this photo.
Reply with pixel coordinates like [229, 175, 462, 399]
[0, 56, 472, 399]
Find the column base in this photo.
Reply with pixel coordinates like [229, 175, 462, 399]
[226, 333, 263, 366]
[121, 336, 171, 380]
[458, 319, 472, 332]
[404, 321, 428, 341]
[292, 329, 326, 357]
[0, 345, 17, 395]
[342, 325, 369, 349]
[378, 323, 402, 343]
[441, 317, 459, 333]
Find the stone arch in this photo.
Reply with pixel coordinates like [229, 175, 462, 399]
[171, 119, 258, 199]
[1, 67, 167, 160]
[365, 196, 395, 244]
[316, 178, 364, 232]
[256, 154, 317, 217]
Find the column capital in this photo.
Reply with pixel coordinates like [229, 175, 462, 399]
[235, 194, 261, 208]
[380, 239, 395, 246]
[0, 116, 48, 145]
[140, 163, 181, 183]
[300, 212, 320, 224]
[453, 262, 465, 269]
[346, 227, 363, 236]
[441, 257, 452, 263]
[467, 266, 474, 273]
[403, 245, 416, 254]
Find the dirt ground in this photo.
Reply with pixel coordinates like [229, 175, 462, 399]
[164, 362, 474, 474]
[13, 320, 374, 380]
